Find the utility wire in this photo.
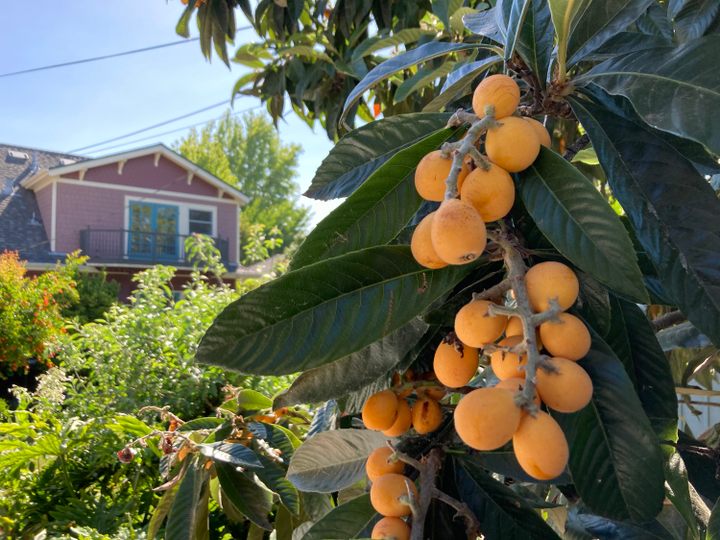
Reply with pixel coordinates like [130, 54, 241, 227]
[85, 104, 263, 155]
[68, 100, 235, 153]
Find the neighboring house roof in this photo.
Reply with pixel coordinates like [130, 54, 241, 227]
[0, 143, 85, 262]
[21, 143, 249, 204]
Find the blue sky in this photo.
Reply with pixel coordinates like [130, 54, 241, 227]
[0, 1, 339, 225]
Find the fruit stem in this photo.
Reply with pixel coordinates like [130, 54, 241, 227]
[442, 107, 497, 200]
[430, 487, 482, 537]
[472, 279, 511, 301]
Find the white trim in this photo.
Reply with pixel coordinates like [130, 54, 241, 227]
[21, 144, 249, 204]
[55, 177, 239, 205]
[117, 160, 127, 175]
[51, 181, 57, 251]
[78, 169, 86, 181]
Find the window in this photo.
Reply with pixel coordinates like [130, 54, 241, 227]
[189, 209, 213, 236]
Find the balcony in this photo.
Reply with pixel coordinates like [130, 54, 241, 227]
[79, 228, 230, 267]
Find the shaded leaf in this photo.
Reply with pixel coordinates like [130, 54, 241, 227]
[519, 147, 648, 302]
[463, 8, 506, 43]
[496, 0, 531, 61]
[165, 460, 209, 540]
[274, 318, 428, 408]
[287, 429, 388, 493]
[591, 31, 672, 59]
[709, 496, 720, 539]
[394, 62, 457, 103]
[290, 127, 455, 270]
[547, 0, 590, 70]
[425, 56, 503, 111]
[248, 421, 300, 461]
[569, 92, 720, 347]
[307, 399, 338, 438]
[636, 3, 674, 40]
[148, 484, 178, 539]
[252, 446, 301, 515]
[306, 113, 451, 200]
[302, 494, 378, 540]
[196, 246, 474, 375]
[467, 451, 572, 485]
[673, 0, 720, 42]
[515, 0, 554, 84]
[665, 452, 704, 539]
[216, 463, 273, 530]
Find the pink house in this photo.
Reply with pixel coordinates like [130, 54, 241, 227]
[0, 143, 249, 296]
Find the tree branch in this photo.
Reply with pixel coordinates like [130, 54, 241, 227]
[563, 133, 590, 161]
[652, 310, 686, 331]
[430, 487, 482, 538]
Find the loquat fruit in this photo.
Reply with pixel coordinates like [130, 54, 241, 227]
[525, 261, 580, 313]
[362, 390, 399, 431]
[383, 398, 413, 437]
[505, 316, 543, 350]
[454, 387, 521, 450]
[370, 473, 418, 517]
[371, 517, 411, 540]
[459, 162, 515, 222]
[454, 299, 508, 348]
[485, 116, 541, 172]
[524, 117, 551, 148]
[535, 357, 593, 413]
[414, 150, 470, 202]
[472, 74, 520, 119]
[433, 340, 479, 388]
[513, 410, 569, 480]
[410, 212, 448, 269]
[366, 447, 404, 481]
[430, 199, 487, 265]
[495, 377, 541, 408]
[539, 313, 591, 361]
[490, 335, 527, 380]
[411, 396, 443, 434]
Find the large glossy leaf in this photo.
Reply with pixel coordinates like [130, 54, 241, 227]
[287, 429, 388, 493]
[547, 0, 590, 71]
[394, 62, 457, 103]
[673, 0, 720, 42]
[302, 494, 378, 540]
[591, 31, 672, 59]
[665, 452, 704, 539]
[566, 0, 654, 65]
[198, 442, 263, 468]
[424, 56, 503, 112]
[196, 246, 473, 375]
[273, 318, 428, 409]
[518, 147, 648, 302]
[515, 0, 554, 84]
[468, 451, 572, 485]
[569, 92, 720, 347]
[216, 463, 273, 530]
[463, 8, 506, 43]
[252, 449, 301, 516]
[601, 297, 678, 442]
[454, 458, 562, 539]
[306, 113, 451, 200]
[637, 3, 674, 40]
[496, 0, 531, 61]
[577, 36, 720, 154]
[165, 460, 209, 540]
[248, 421, 300, 461]
[351, 28, 437, 61]
[553, 333, 665, 521]
[290, 128, 454, 270]
[341, 41, 484, 123]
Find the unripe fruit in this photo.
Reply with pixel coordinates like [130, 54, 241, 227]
[362, 390, 399, 431]
[415, 150, 470, 202]
[372, 517, 410, 540]
[485, 116, 541, 172]
[495, 377, 541, 408]
[383, 398, 412, 437]
[505, 316, 543, 350]
[454, 299, 508, 348]
[539, 313, 591, 361]
[524, 117, 551, 148]
[535, 357, 593, 413]
[490, 335, 527, 380]
[433, 340, 479, 388]
[513, 411, 569, 480]
[525, 261, 580, 313]
[455, 388, 522, 450]
[370, 474, 418, 517]
[459, 163, 515, 222]
[366, 447, 404, 481]
[411, 396, 443, 434]
[472, 74, 520, 119]
[430, 199, 487, 265]
[410, 212, 447, 269]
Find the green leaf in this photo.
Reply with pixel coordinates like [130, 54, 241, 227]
[547, 0, 590, 71]
[165, 459, 209, 540]
[636, 3, 674, 41]
[577, 36, 720, 154]
[303, 494, 378, 540]
[454, 458, 562, 539]
[236, 389, 273, 411]
[148, 484, 178, 539]
[287, 429, 388, 493]
[518, 147, 648, 302]
[216, 463, 273, 530]
[467, 451, 571, 485]
[199, 442, 263, 468]
[175, 3, 196, 38]
[601, 297, 678, 442]
[352, 28, 437, 61]
[341, 41, 485, 124]
[553, 333, 666, 521]
[424, 56, 503, 112]
[515, 0, 554, 84]
[291, 127, 454, 270]
[665, 452, 703, 539]
[248, 421, 300, 461]
[566, 0, 654, 65]
[463, 8, 506, 42]
[673, 0, 720, 42]
[569, 92, 720, 347]
[496, 0, 532, 61]
[709, 497, 720, 539]
[196, 246, 474, 375]
[433, 0, 465, 29]
[591, 31, 672, 58]
[394, 62, 457, 103]
[177, 417, 226, 432]
[274, 318, 428, 408]
[251, 446, 301, 515]
[306, 113, 451, 200]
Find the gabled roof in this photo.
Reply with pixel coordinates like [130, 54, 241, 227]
[22, 143, 249, 204]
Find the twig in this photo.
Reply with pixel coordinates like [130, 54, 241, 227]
[563, 134, 590, 161]
[472, 279, 511, 301]
[431, 487, 482, 538]
[652, 310, 686, 331]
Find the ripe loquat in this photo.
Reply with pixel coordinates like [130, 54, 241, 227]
[495, 377, 541, 408]
[454, 299, 508, 347]
[490, 335, 527, 380]
[410, 212, 447, 269]
[459, 162, 515, 222]
[539, 313, 591, 361]
[411, 396, 443, 434]
[524, 117, 551, 148]
[415, 150, 470, 202]
[430, 199, 487, 265]
[472, 74, 520, 119]
[513, 410, 569, 480]
[362, 390, 399, 431]
[454, 387, 521, 450]
[433, 340, 479, 388]
[383, 398, 413, 437]
[370, 473, 418, 517]
[535, 357, 593, 413]
[366, 447, 404, 481]
[505, 316, 543, 350]
[371, 517, 411, 540]
[525, 261, 580, 313]
[485, 116, 541, 172]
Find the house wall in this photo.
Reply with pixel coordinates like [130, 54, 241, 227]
[54, 181, 239, 263]
[34, 183, 53, 242]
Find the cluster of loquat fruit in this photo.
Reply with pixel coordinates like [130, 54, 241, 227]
[360, 75, 597, 536]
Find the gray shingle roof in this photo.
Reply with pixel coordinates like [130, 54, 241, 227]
[0, 144, 86, 263]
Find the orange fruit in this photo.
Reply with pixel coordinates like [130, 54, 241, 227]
[525, 261, 580, 313]
[524, 117, 551, 148]
[382, 398, 413, 437]
[490, 335, 527, 380]
[472, 74, 520, 119]
[430, 199, 487, 265]
[371, 517, 410, 540]
[485, 116, 541, 172]
[366, 447, 404, 481]
[410, 212, 447, 269]
[362, 390, 399, 431]
[459, 163, 515, 222]
[454, 299, 508, 348]
[370, 474, 418, 517]
[535, 357, 593, 413]
[414, 150, 470, 202]
[539, 313, 591, 361]
[513, 411, 569, 480]
[454, 387, 522, 450]
[433, 340, 479, 388]
[411, 396, 443, 434]
[495, 377, 541, 408]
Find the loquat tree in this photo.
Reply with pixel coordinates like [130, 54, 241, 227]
[146, 1, 720, 538]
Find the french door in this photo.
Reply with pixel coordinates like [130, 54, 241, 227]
[127, 202, 179, 260]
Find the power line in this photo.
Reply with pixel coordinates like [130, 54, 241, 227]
[68, 100, 235, 153]
[85, 105, 263, 155]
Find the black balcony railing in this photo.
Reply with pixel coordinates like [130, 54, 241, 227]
[79, 228, 230, 266]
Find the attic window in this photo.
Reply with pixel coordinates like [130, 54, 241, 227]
[59, 158, 76, 166]
[6, 150, 29, 163]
